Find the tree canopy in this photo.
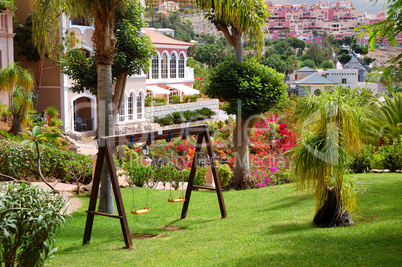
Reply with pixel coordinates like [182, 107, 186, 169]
[206, 59, 287, 119]
[196, 0, 269, 62]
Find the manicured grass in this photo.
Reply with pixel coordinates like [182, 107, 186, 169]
[48, 173, 402, 266]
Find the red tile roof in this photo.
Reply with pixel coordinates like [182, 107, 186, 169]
[144, 28, 193, 46]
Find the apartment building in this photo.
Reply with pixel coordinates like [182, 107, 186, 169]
[264, 0, 392, 44]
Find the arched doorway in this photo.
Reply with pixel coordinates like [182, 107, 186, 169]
[71, 94, 96, 132]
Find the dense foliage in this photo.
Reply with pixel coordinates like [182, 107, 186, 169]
[154, 108, 215, 125]
[0, 182, 66, 266]
[206, 59, 287, 118]
[0, 140, 92, 184]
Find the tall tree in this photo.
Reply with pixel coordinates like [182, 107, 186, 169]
[0, 63, 34, 135]
[60, 1, 155, 121]
[32, 0, 129, 214]
[195, 0, 269, 62]
[196, 0, 271, 189]
[206, 59, 287, 189]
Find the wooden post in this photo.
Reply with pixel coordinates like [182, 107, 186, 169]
[204, 130, 227, 219]
[105, 141, 133, 249]
[83, 146, 105, 245]
[181, 133, 204, 219]
[83, 140, 133, 249]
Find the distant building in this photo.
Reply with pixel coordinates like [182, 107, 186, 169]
[263, 1, 401, 46]
[292, 67, 378, 96]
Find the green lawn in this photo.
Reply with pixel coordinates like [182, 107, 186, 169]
[48, 173, 402, 266]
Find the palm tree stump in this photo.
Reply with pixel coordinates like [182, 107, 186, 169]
[313, 189, 354, 227]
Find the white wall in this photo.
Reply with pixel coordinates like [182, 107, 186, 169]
[326, 69, 359, 84]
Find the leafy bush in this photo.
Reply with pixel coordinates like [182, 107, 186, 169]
[0, 104, 11, 122]
[145, 96, 167, 107]
[171, 112, 186, 124]
[379, 137, 402, 172]
[303, 59, 316, 68]
[154, 116, 174, 125]
[0, 182, 66, 266]
[170, 95, 181, 104]
[348, 145, 375, 173]
[44, 106, 59, 120]
[194, 166, 207, 186]
[0, 140, 92, 183]
[183, 95, 199, 103]
[217, 163, 233, 188]
[349, 155, 371, 173]
[154, 108, 215, 126]
[319, 60, 335, 70]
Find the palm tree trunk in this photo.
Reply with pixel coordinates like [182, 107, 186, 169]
[313, 189, 354, 227]
[8, 115, 22, 135]
[97, 64, 115, 214]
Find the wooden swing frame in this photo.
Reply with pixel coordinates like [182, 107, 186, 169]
[83, 125, 227, 249]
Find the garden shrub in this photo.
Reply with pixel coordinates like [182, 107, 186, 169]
[348, 145, 375, 173]
[0, 140, 92, 183]
[379, 137, 402, 172]
[0, 182, 66, 266]
[145, 96, 167, 107]
[194, 166, 207, 186]
[170, 95, 181, 104]
[349, 154, 371, 173]
[171, 112, 186, 124]
[44, 106, 59, 121]
[154, 116, 174, 126]
[183, 95, 199, 103]
[217, 163, 233, 188]
[154, 108, 215, 126]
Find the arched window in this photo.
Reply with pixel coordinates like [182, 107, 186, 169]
[170, 53, 177, 79]
[118, 100, 125, 122]
[161, 52, 168, 79]
[152, 54, 159, 79]
[137, 91, 144, 119]
[128, 92, 135, 121]
[178, 53, 185, 78]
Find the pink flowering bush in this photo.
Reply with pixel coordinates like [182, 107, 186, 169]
[208, 112, 297, 188]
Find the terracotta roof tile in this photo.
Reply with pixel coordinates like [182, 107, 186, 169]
[144, 28, 193, 46]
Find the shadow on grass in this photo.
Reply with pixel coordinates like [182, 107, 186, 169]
[219, 225, 401, 266]
[267, 221, 314, 235]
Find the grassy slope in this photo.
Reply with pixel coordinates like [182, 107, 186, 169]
[48, 173, 401, 266]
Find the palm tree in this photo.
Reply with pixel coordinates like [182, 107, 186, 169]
[32, 0, 129, 214]
[292, 86, 373, 227]
[368, 92, 402, 142]
[195, 0, 269, 62]
[0, 63, 34, 135]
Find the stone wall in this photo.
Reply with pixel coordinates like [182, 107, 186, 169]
[145, 99, 219, 122]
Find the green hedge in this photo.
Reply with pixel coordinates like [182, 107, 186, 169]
[0, 140, 93, 183]
[145, 96, 168, 107]
[154, 108, 215, 125]
[348, 137, 402, 173]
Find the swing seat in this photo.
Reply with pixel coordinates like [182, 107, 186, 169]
[168, 197, 185, 203]
[131, 208, 151, 215]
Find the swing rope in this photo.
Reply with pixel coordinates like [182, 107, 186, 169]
[131, 150, 151, 215]
[168, 155, 185, 203]
[130, 150, 137, 211]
